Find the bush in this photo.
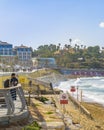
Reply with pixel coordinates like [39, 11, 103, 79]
[23, 121, 41, 130]
[39, 96, 49, 103]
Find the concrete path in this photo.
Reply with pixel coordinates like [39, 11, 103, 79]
[0, 95, 29, 127]
[0, 96, 24, 116]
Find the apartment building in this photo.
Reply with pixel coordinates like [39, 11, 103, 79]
[0, 41, 32, 68]
[14, 44, 32, 66]
[0, 41, 13, 56]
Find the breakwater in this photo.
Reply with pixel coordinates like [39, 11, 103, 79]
[35, 73, 67, 86]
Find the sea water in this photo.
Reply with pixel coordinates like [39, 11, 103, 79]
[54, 77, 104, 106]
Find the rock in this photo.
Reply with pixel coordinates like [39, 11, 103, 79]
[38, 121, 65, 130]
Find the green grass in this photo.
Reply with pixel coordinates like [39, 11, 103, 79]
[22, 121, 41, 130]
[46, 111, 53, 114]
[0, 69, 60, 90]
[34, 103, 40, 106]
[0, 74, 29, 88]
[39, 96, 49, 103]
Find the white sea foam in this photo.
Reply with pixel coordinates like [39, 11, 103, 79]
[55, 77, 104, 105]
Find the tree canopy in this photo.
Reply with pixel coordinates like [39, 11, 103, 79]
[32, 44, 104, 69]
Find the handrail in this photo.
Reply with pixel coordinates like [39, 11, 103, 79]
[0, 84, 27, 115]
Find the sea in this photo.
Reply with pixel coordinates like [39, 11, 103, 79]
[54, 76, 104, 106]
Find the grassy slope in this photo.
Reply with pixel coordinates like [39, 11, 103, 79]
[0, 69, 60, 88]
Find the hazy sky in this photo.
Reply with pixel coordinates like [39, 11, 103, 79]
[0, 0, 104, 49]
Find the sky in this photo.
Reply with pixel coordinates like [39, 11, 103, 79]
[0, 0, 104, 50]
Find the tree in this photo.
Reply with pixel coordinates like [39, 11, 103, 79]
[69, 39, 72, 46]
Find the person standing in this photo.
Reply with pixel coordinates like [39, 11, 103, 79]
[10, 73, 18, 100]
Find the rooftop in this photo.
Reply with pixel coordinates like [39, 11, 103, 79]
[0, 41, 11, 45]
[14, 44, 31, 49]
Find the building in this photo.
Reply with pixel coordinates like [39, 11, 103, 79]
[0, 41, 15, 70]
[0, 41, 33, 71]
[0, 41, 13, 56]
[14, 44, 32, 67]
[32, 57, 57, 68]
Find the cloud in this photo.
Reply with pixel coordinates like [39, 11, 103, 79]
[99, 22, 104, 28]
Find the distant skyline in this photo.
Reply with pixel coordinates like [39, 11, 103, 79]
[0, 0, 104, 49]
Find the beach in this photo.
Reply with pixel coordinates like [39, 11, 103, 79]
[54, 76, 104, 129]
[52, 94, 104, 130]
[66, 100, 104, 130]
[28, 93, 104, 130]
[33, 74, 104, 129]
[81, 102, 104, 129]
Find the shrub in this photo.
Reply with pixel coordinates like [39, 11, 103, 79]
[23, 121, 41, 130]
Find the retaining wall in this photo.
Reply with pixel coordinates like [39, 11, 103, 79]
[67, 92, 93, 119]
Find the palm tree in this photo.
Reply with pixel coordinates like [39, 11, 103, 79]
[69, 39, 72, 47]
[67, 45, 71, 50]
[81, 45, 83, 49]
[57, 43, 61, 51]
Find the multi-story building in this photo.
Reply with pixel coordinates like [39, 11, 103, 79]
[0, 41, 32, 71]
[0, 41, 15, 68]
[14, 44, 32, 66]
[0, 41, 13, 56]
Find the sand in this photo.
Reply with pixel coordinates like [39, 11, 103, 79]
[29, 94, 104, 130]
[59, 97, 104, 130]
[51, 95, 104, 130]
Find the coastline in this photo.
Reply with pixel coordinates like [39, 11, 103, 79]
[69, 100, 104, 129]
[32, 73, 104, 129]
[56, 76, 104, 129]
[81, 102, 104, 129]
[40, 93, 104, 129]
[57, 92, 104, 129]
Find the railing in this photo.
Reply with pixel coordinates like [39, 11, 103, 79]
[0, 84, 27, 115]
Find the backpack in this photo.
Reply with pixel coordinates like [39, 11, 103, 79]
[4, 79, 10, 88]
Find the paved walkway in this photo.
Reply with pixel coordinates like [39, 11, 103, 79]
[0, 96, 22, 116]
[0, 95, 29, 127]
